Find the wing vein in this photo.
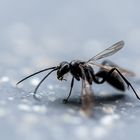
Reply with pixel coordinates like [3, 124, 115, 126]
[87, 40, 124, 63]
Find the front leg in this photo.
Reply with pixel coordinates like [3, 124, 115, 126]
[63, 76, 75, 103]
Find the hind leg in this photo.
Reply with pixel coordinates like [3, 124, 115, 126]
[95, 68, 140, 100]
[94, 60, 125, 90]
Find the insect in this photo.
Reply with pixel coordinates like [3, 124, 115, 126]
[17, 41, 140, 104]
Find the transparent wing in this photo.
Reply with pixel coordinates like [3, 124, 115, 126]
[79, 65, 94, 116]
[89, 63, 135, 77]
[87, 40, 124, 63]
[81, 79, 94, 116]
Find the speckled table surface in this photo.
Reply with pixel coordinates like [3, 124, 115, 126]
[0, 75, 140, 140]
[1, 1, 140, 140]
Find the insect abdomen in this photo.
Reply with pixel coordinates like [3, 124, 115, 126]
[96, 70, 125, 91]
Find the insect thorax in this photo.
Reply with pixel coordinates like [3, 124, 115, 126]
[69, 60, 85, 80]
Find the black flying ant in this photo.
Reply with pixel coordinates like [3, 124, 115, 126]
[17, 41, 140, 104]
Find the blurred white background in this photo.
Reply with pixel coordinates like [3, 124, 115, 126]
[0, 0, 140, 75]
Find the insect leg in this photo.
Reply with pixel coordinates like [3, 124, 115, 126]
[63, 76, 75, 103]
[88, 67, 105, 84]
[96, 68, 140, 100]
[109, 68, 140, 100]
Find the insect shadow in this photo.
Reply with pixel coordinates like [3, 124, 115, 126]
[63, 93, 125, 105]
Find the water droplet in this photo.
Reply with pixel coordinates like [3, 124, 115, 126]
[32, 105, 47, 114]
[100, 114, 120, 126]
[8, 97, 14, 101]
[125, 102, 133, 107]
[18, 104, 31, 112]
[48, 96, 56, 102]
[102, 105, 116, 114]
[1, 76, 10, 82]
[30, 78, 40, 86]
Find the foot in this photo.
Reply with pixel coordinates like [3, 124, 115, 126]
[63, 99, 68, 104]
